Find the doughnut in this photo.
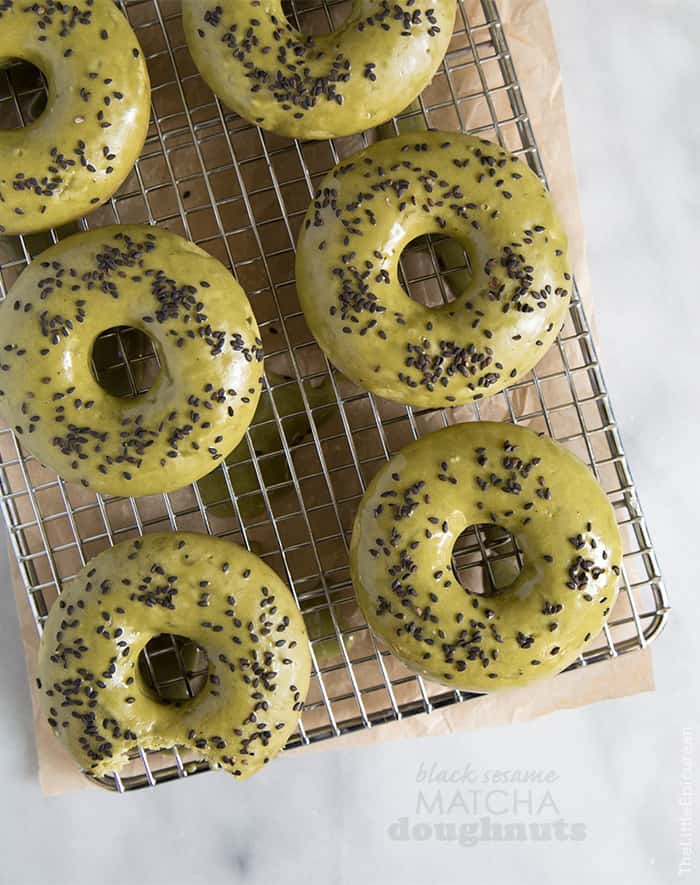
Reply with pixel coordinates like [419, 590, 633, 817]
[0, 0, 150, 236]
[182, 0, 456, 140]
[350, 421, 621, 690]
[0, 225, 264, 496]
[37, 532, 311, 779]
[295, 131, 572, 407]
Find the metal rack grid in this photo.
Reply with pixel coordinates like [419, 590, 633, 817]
[0, 0, 669, 792]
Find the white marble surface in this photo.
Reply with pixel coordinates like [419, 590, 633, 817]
[1, 2, 698, 883]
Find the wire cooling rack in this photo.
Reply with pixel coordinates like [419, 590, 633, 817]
[0, 0, 670, 791]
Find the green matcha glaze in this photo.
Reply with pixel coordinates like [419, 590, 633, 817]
[198, 370, 338, 519]
[37, 532, 311, 779]
[182, 0, 456, 140]
[0, 0, 150, 235]
[0, 225, 264, 496]
[350, 422, 621, 691]
[296, 131, 572, 407]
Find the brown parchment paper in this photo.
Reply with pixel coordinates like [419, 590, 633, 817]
[7, 0, 654, 795]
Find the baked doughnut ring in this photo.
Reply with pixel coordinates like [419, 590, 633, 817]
[296, 131, 572, 407]
[0, 225, 263, 496]
[350, 422, 621, 690]
[182, 0, 456, 140]
[0, 0, 150, 235]
[37, 532, 311, 779]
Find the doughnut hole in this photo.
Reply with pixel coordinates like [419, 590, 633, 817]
[451, 523, 523, 595]
[399, 234, 473, 307]
[0, 59, 49, 129]
[91, 326, 161, 398]
[138, 634, 209, 704]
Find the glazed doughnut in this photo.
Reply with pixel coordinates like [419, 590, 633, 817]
[0, 225, 263, 496]
[295, 131, 572, 407]
[0, 0, 150, 236]
[350, 422, 621, 690]
[37, 533, 310, 779]
[183, 0, 456, 140]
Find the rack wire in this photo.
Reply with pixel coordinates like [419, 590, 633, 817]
[0, 0, 669, 792]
